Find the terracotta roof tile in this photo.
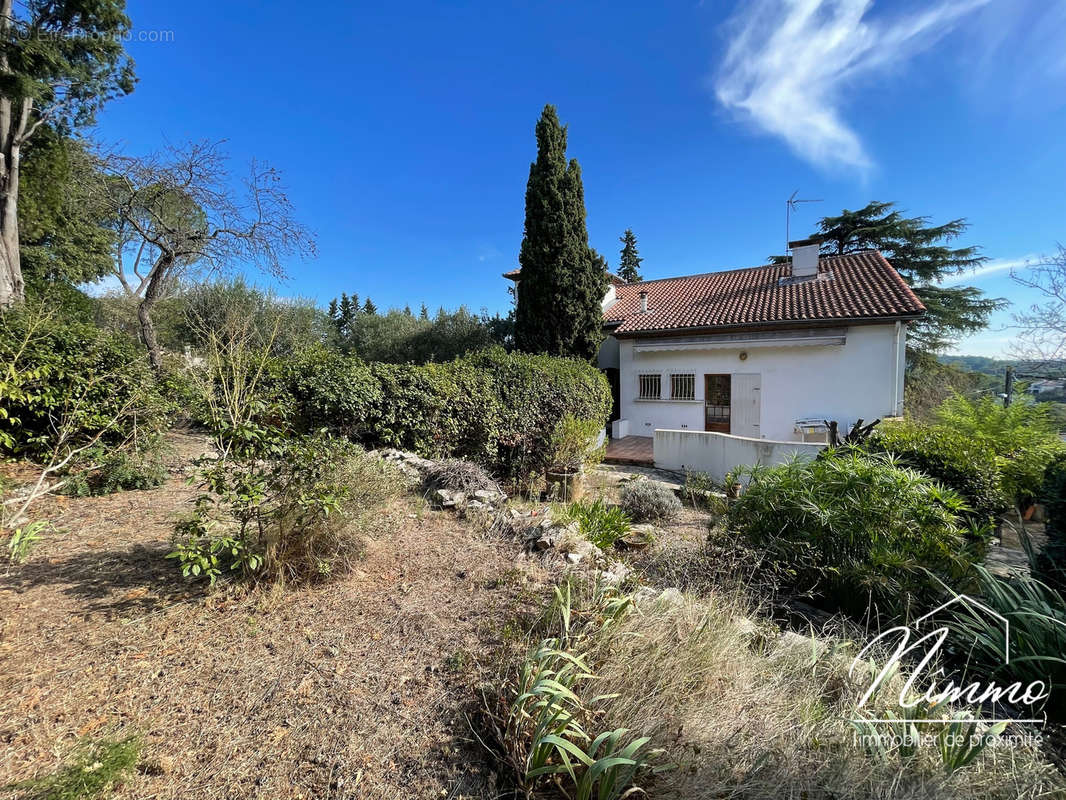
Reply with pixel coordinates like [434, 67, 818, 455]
[605, 251, 925, 336]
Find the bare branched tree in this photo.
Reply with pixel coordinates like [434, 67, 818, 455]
[92, 141, 316, 368]
[1010, 245, 1066, 369]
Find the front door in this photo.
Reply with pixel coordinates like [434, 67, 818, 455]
[731, 373, 761, 438]
[704, 374, 731, 432]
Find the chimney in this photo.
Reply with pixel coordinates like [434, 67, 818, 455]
[788, 237, 821, 278]
[639, 290, 649, 313]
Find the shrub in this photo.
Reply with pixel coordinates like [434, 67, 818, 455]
[471, 348, 612, 482]
[935, 393, 1066, 506]
[682, 470, 727, 513]
[939, 566, 1066, 722]
[169, 426, 396, 586]
[0, 304, 170, 459]
[280, 346, 381, 439]
[421, 459, 502, 496]
[621, 481, 681, 524]
[564, 497, 631, 549]
[367, 360, 497, 462]
[727, 449, 972, 622]
[1041, 453, 1066, 540]
[277, 346, 611, 484]
[1038, 454, 1066, 583]
[548, 414, 604, 472]
[867, 420, 1006, 522]
[61, 441, 168, 497]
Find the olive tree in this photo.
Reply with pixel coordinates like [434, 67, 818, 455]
[93, 141, 316, 368]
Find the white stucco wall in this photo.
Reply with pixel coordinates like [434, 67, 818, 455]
[654, 429, 825, 483]
[618, 323, 907, 442]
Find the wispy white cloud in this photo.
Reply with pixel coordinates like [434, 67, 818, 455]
[714, 0, 989, 172]
[937, 254, 1038, 285]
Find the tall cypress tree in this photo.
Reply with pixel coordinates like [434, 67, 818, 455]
[514, 105, 607, 360]
[617, 228, 643, 282]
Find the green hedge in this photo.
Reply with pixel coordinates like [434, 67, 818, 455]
[278, 346, 612, 481]
[866, 420, 1007, 523]
[0, 305, 170, 458]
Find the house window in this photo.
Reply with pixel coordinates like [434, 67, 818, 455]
[638, 374, 661, 400]
[671, 373, 695, 400]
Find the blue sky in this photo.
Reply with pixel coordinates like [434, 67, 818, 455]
[93, 0, 1066, 356]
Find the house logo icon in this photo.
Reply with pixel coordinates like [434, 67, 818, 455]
[849, 593, 1052, 725]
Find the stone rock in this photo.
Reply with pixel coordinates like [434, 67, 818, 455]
[597, 561, 630, 585]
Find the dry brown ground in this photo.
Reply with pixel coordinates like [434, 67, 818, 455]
[0, 433, 540, 799]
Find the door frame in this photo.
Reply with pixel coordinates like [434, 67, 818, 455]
[703, 373, 731, 433]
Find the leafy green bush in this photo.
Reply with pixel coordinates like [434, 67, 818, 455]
[0, 304, 170, 458]
[280, 346, 381, 439]
[1038, 454, 1066, 584]
[564, 497, 631, 549]
[61, 443, 168, 497]
[1042, 453, 1066, 540]
[367, 359, 497, 462]
[727, 449, 973, 621]
[549, 414, 605, 472]
[935, 394, 1066, 506]
[169, 425, 395, 586]
[867, 420, 1006, 522]
[277, 346, 611, 483]
[471, 348, 612, 482]
[621, 481, 681, 524]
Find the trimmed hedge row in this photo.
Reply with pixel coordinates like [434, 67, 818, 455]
[277, 346, 612, 481]
[866, 420, 1007, 523]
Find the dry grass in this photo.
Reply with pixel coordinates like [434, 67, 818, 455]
[586, 589, 1064, 800]
[0, 432, 540, 800]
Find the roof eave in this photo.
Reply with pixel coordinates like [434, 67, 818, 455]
[610, 312, 925, 339]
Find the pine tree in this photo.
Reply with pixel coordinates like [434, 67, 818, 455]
[403, 304, 413, 316]
[327, 297, 338, 321]
[617, 228, 643, 282]
[419, 303, 429, 320]
[338, 293, 352, 331]
[363, 297, 377, 315]
[513, 104, 607, 360]
[811, 201, 1006, 355]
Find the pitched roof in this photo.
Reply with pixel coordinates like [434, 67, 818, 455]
[605, 251, 924, 336]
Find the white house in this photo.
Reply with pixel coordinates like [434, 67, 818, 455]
[508, 239, 925, 446]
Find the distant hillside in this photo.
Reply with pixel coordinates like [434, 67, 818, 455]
[938, 355, 1066, 378]
[937, 355, 1012, 376]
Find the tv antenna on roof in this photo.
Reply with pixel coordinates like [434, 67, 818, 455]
[786, 190, 822, 255]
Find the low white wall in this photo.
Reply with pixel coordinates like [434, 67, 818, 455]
[654, 429, 825, 483]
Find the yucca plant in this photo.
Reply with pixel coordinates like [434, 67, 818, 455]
[936, 565, 1066, 721]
